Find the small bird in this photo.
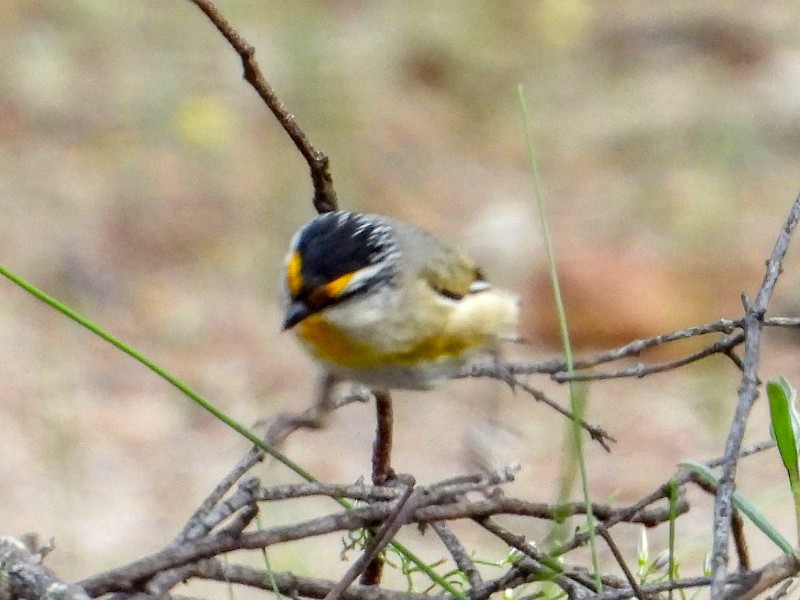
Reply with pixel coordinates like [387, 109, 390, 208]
[282, 211, 519, 390]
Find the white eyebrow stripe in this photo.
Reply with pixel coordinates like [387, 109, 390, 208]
[469, 280, 493, 293]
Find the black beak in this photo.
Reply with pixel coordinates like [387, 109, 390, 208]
[282, 299, 311, 330]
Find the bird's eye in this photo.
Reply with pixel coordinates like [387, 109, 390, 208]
[308, 286, 331, 309]
[306, 272, 355, 310]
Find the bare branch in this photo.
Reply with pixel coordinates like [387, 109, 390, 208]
[328, 484, 420, 600]
[551, 331, 745, 382]
[596, 527, 645, 600]
[0, 536, 90, 600]
[186, 0, 337, 212]
[431, 521, 482, 589]
[731, 508, 751, 572]
[262, 372, 344, 447]
[710, 192, 800, 598]
[467, 314, 800, 388]
[188, 561, 441, 600]
[477, 518, 599, 595]
[465, 373, 615, 450]
[177, 476, 261, 543]
[466, 318, 742, 378]
[417, 495, 688, 527]
[79, 473, 682, 596]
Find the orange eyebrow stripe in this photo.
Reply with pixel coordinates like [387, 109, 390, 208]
[287, 252, 303, 296]
[325, 272, 354, 298]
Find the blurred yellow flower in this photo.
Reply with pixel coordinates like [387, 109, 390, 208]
[173, 95, 234, 150]
[536, 0, 594, 49]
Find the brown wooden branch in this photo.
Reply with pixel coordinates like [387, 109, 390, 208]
[596, 527, 646, 600]
[72, 436, 787, 597]
[262, 373, 346, 447]
[467, 314, 800, 388]
[551, 331, 745, 381]
[477, 518, 600, 594]
[463, 318, 743, 378]
[178, 561, 446, 600]
[78, 478, 683, 596]
[187, 0, 337, 213]
[329, 484, 419, 600]
[431, 521, 482, 589]
[472, 553, 800, 600]
[370, 391, 395, 487]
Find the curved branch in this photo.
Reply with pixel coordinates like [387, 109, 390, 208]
[187, 0, 337, 213]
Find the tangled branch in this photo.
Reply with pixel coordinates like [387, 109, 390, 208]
[4, 2, 800, 600]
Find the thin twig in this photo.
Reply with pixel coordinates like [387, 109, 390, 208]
[263, 372, 342, 447]
[685, 465, 751, 571]
[186, 0, 337, 212]
[464, 318, 742, 378]
[466, 315, 800, 386]
[327, 484, 420, 600]
[551, 332, 745, 382]
[177, 462, 263, 542]
[731, 508, 750, 571]
[254, 464, 517, 505]
[764, 316, 800, 327]
[477, 518, 599, 593]
[705, 439, 776, 468]
[486, 375, 615, 450]
[553, 481, 684, 557]
[416, 495, 688, 527]
[549, 438, 771, 559]
[710, 193, 800, 598]
[596, 527, 645, 600]
[431, 521, 483, 589]
[184, 561, 440, 600]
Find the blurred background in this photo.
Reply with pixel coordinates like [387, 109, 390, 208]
[3, 1, 800, 595]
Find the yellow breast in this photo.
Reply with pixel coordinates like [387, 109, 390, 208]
[296, 314, 375, 367]
[296, 313, 482, 370]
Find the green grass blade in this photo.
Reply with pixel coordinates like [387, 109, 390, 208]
[518, 84, 602, 592]
[0, 264, 467, 600]
[667, 477, 678, 600]
[256, 513, 283, 600]
[766, 376, 800, 544]
[680, 460, 793, 553]
[0, 264, 313, 480]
